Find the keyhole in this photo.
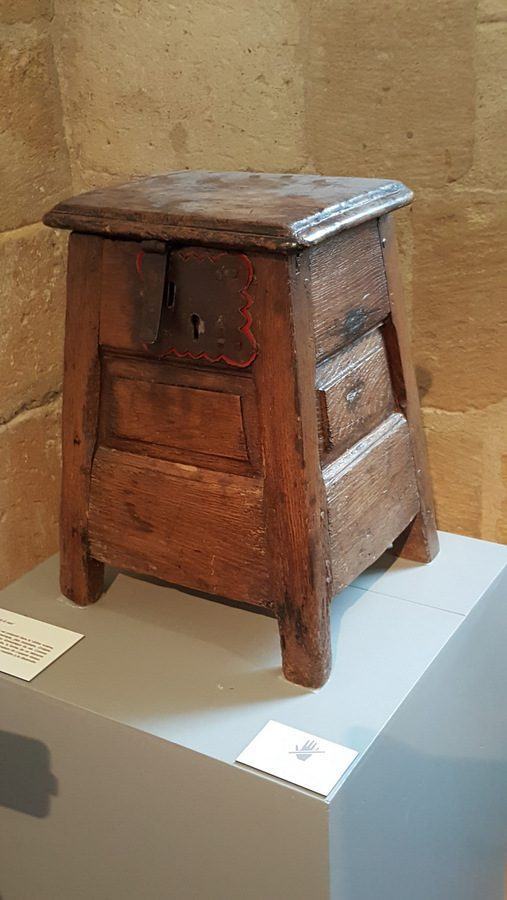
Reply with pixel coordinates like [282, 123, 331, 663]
[190, 313, 204, 341]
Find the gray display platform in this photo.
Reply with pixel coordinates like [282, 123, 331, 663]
[1, 532, 506, 900]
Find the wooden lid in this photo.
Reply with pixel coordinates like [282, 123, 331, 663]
[43, 170, 412, 250]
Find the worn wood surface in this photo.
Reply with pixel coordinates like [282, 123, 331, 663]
[60, 234, 104, 605]
[99, 354, 261, 475]
[316, 328, 394, 462]
[324, 413, 420, 591]
[100, 240, 147, 352]
[43, 171, 412, 250]
[103, 377, 248, 460]
[253, 251, 332, 688]
[310, 221, 390, 360]
[88, 448, 270, 607]
[378, 215, 439, 562]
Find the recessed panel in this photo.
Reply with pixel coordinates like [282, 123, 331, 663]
[316, 329, 395, 461]
[105, 377, 248, 461]
[99, 354, 261, 474]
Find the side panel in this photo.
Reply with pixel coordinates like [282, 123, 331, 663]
[329, 564, 507, 900]
[310, 221, 389, 361]
[323, 414, 419, 591]
[379, 215, 439, 562]
[310, 214, 437, 593]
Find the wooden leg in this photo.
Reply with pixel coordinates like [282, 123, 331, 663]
[253, 252, 332, 688]
[60, 234, 104, 605]
[393, 514, 438, 564]
[60, 550, 103, 607]
[277, 593, 331, 689]
[379, 215, 439, 563]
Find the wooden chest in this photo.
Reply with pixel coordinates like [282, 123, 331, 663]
[44, 171, 438, 688]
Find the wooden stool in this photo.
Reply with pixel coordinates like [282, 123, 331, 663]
[44, 172, 438, 688]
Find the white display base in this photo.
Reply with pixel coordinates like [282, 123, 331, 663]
[0, 532, 506, 899]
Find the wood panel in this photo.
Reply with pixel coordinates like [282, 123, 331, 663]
[59, 234, 104, 605]
[99, 354, 261, 474]
[100, 240, 145, 352]
[103, 378, 248, 460]
[378, 215, 439, 562]
[316, 329, 394, 461]
[88, 448, 270, 607]
[310, 220, 390, 361]
[323, 413, 420, 592]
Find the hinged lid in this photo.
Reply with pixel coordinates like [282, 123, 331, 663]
[43, 170, 412, 250]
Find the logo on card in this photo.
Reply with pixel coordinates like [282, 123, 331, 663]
[288, 739, 325, 762]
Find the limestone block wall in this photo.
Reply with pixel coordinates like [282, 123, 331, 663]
[0, 1, 71, 587]
[0, 0, 505, 587]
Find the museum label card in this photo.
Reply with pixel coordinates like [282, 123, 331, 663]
[236, 720, 358, 795]
[0, 607, 83, 681]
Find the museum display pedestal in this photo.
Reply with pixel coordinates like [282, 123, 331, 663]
[1, 532, 506, 900]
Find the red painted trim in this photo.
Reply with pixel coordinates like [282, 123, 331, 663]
[161, 250, 258, 369]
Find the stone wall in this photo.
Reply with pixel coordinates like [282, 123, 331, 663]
[0, 0, 70, 587]
[1, 0, 505, 587]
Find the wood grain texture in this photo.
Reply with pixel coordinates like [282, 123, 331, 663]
[99, 353, 261, 474]
[323, 414, 420, 591]
[104, 378, 248, 460]
[310, 221, 390, 361]
[100, 240, 144, 352]
[43, 171, 412, 250]
[316, 328, 394, 462]
[253, 250, 332, 688]
[88, 448, 270, 607]
[378, 215, 439, 562]
[60, 234, 104, 605]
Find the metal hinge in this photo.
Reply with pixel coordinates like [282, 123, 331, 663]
[136, 239, 169, 344]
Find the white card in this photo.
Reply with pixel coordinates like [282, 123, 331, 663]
[236, 720, 358, 795]
[0, 607, 83, 681]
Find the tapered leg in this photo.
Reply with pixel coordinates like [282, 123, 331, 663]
[253, 252, 332, 688]
[393, 513, 438, 564]
[379, 215, 439, 563]
[60, 234, 104, 605]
